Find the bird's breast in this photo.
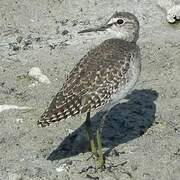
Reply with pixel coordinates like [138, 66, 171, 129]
[108, 51, 141, 109]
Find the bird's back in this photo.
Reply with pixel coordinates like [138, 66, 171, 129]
[38, 38, 139, 127]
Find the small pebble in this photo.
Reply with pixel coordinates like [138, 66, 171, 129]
[28, 67, 51, 84]
[13, 44, 20, 51]
[62, 30, 69, 36]
[16, 36, 23, 43]
[60, 19, 68, 26]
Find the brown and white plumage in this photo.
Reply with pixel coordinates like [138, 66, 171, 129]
[38, 12, 141, 127]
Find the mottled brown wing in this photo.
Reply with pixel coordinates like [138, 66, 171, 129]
[38, 39, 133, 127]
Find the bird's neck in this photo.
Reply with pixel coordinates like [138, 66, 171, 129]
[119, 32, 139, 43]
[107, 29, 139, 43]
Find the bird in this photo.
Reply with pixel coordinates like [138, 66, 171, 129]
[38, 11, 141, 168]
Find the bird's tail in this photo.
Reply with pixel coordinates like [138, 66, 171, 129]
[37, 92, 82, 127]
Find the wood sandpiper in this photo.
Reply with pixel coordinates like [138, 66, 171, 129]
[38, 12, 141, 169]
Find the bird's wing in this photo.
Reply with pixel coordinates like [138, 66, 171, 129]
[38, 39, 135, 127]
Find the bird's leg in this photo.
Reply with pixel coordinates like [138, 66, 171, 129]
[85, 111, 108, 169]
[96, 128, 105, 169]
[95, 111, 108, 169]
[85, 111, 97, 158]
[99, 111, 109, 134]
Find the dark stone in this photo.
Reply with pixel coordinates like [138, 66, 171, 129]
[62, 30, 69, 35]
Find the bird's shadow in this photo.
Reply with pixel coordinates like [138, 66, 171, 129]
[47, 89, 158, 161]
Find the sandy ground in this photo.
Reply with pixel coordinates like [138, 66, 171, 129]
[0, 0, 180, 179]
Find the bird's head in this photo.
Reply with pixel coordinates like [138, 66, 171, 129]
[78, 12, 139, 42]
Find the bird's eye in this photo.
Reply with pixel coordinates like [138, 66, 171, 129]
[116, 19, 124, 25]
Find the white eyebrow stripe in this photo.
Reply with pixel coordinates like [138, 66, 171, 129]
[108, 17, 120, 24]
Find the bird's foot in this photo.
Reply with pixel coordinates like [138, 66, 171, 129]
[87, 151, 105, 170]
[95, 153, 105, 170]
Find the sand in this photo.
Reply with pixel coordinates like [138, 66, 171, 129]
[0, 0, 180, 179]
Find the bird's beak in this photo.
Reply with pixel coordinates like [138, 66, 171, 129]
[78, 23, 113, 33]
